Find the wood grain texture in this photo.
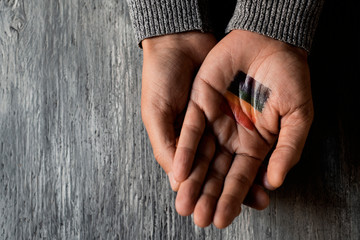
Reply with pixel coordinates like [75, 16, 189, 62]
[1, 0, 359, 239]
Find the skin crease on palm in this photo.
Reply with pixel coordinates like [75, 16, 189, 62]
[173, 29, 314, 228]
[141, 31, 275, 220]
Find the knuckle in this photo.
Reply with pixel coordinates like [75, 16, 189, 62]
[183, 122, 203, 136]
[228, 173, 252, 189]
[294, 100, 315, 124]
[207, 169, 226, 183]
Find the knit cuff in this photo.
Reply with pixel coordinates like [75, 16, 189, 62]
[226, 0, 325, 51]
[127, 0, 211, 47]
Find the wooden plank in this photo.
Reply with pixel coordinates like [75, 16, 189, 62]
[0, 0, 359, 239]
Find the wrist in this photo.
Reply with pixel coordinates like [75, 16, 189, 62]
[231, 29, 307, 55]
[142, 31, 216, 64]
[225, 30, 308, 71]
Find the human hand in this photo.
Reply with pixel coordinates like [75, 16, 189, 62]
[141, 31, 217, 191]
[141, 30, 270, 214]
[173, 29, 314, 228]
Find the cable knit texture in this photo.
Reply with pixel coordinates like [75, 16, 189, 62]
[126, 0, 211, 46]
[226, 0, 325, 51]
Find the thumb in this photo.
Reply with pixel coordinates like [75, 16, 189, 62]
[266, 106, 313, 189]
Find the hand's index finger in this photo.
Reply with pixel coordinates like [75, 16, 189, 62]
[173, 100, 206, 182]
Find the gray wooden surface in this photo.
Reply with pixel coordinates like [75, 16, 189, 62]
[1, 1, 359, 239]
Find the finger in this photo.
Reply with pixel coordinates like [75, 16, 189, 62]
[194, 182, 269, 228]
[242, 184, 270, 210]
[167, 172, 180, 192]
[192, 121, 268, 227]
[175, 132, 215, 216]
[243, 165, 273, 205]
[252, 165, 276, 191]
[193, 150, 233, 228]
[213, 153, 262, 229]
[267, 108, 313, 189]
[173, 101, 206, 182]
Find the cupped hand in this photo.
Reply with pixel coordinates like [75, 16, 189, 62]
[141, 31, 217, 190]
[173, 29, 314, 228]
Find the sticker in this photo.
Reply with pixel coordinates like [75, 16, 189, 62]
[224, 71, 271, 129]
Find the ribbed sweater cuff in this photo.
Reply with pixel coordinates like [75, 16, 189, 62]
[127, 0, 211, 47]
[226, 0, 324, 51]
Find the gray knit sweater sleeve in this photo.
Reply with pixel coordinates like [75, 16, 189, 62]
[126, 0, 211, 45]
[127, 0, 324, 51]
[226, 0, 325, 51]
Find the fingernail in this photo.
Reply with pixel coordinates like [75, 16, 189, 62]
[168, 172, 179, 191]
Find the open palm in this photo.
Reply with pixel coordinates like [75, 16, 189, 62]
[173, 30, 314, 228]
